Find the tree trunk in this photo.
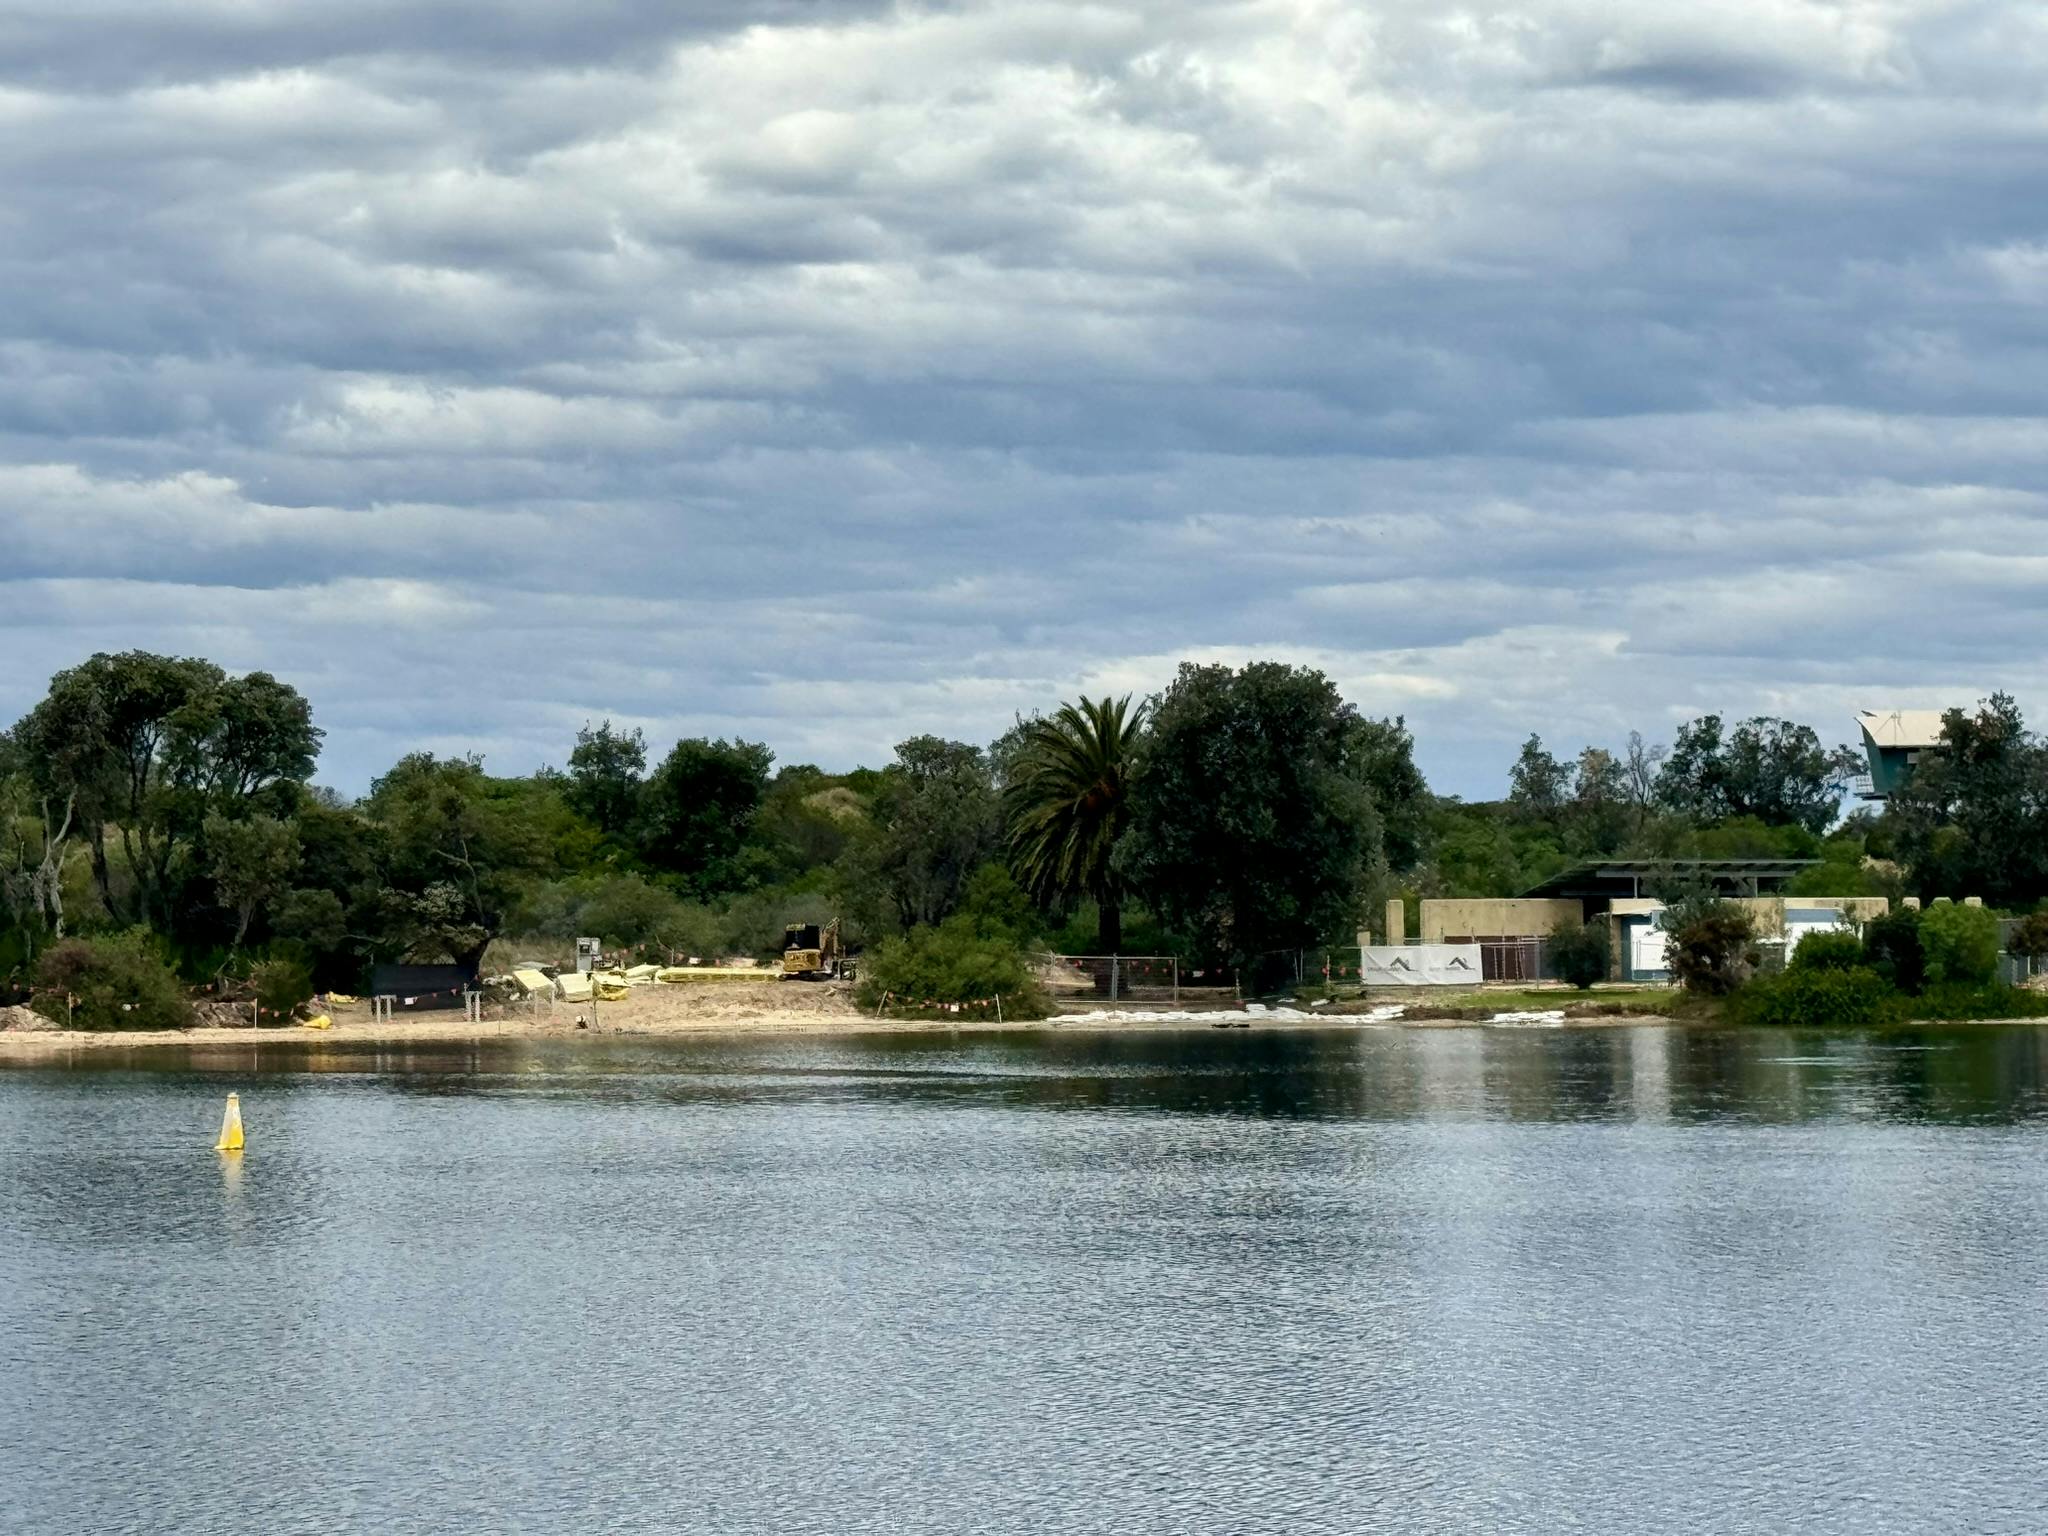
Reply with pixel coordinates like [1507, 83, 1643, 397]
[90, 824, 121, 924]
[1096, 899, 1122, 956]
[33, 793, 74, 940]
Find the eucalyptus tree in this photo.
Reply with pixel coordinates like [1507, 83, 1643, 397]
[11, 652, 319, 932]
[1004, 695, 1150, 954]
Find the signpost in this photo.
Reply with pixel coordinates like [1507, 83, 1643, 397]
[576, 937, 600, 1028]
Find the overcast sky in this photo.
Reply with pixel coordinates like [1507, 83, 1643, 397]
[3, 0, 2043, 797]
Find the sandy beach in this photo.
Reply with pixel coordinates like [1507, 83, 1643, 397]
[0, 978, 1691, 1056]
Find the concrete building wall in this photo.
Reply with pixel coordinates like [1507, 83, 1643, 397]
[1418, 898, 1583, 943]
[1429, 893, 1896, 982]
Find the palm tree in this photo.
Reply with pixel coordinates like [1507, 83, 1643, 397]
[1004, 694, 1150, 954]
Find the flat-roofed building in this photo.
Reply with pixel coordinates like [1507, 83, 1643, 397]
[1386, 860, 1888, 982]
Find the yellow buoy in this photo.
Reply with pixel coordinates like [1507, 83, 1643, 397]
[215, 1092, 245, 1152]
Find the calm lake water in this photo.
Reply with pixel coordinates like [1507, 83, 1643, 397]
[5, 1024, 2048, 1534]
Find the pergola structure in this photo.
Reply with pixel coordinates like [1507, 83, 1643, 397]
[1519, 859, 1820, 904]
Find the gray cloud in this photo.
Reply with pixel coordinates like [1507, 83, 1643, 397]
[2, 0, 2045, 796]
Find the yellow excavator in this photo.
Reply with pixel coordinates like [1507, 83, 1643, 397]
[781, 919, 851, 981]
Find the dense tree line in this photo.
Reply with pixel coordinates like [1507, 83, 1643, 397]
[5, 650, 2046, 1010]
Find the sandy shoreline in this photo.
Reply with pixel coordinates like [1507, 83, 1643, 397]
[0, 986, 1678, 1056]
[8, 1006, 2037, 1056]
[18, 975, 2031, 1057]
[0, 1016, 1673, 1055]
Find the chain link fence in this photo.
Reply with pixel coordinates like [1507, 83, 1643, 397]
[1044, 954, 1245, 1004]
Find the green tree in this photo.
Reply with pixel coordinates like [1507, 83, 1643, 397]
[1657, 714, 1854, 833]
[203, 812, 300, 955]
[1421, 800, 1566, 898]
[1004, 694, 1149, 953]
[934, 863, 1046, 951]
[566, 720, 647, 838]
[0, 736, 76, 950]
[1350, 716, 1429, 872]
[1861, 908, 1925, 994]
[1565, 746, 1628, 855]
[1917, 901, 2001, 986]
[1548, 917, 1610, 989]
[363, 754, 552, 971]
[1666, 902, 1757, 995]
[1119, 662, 1381, 964]
[1621, 730, 1667, 843]
[1890, 694, 2048, 906]
[750, 766, 865, 883]
[1508, 735, 1569, 824]
[1656, 715, 1730, 822]
[638, 737, 774, 897]
[11, 653, 319, 932]
[837, 736, 999, 934]
[1720, 717, 1857, 833]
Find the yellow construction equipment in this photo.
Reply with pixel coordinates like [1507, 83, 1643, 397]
[781, 920, 851, 981]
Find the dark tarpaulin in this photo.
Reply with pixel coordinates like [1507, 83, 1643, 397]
[370, 963, 476, 1011]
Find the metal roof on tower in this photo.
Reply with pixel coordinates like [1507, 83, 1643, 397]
[1856, 709, 1948, 749]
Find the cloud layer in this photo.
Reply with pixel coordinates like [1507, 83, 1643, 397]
[3, 0, 2044, 793]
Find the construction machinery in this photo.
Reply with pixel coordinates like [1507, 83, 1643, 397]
[781, 919, 852, 981]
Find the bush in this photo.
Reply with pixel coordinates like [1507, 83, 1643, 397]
[1666, 903, 1758, 996]
[1789, 930, 1866, 974]
[1729, 967, 1902, 1029]
[854, 915, 1052, 1019]
[1919, 902, 2001, 987]
[1547, 918, 1610, 990]
[33, 934, 194, 1031]
[1910, 983, 2048, 1021]
[249, 957, 314, 1022]
[956, 863, 1043, 946]
[1861, 908, 1925, 994]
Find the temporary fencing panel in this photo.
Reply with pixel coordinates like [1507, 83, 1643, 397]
[1361, 945, 1484, 987]
[1049, 955, 1190, 1003]
[1439, 935, 1556, 982]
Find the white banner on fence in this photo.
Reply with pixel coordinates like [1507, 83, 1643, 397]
[1361, 944, 1484, 987]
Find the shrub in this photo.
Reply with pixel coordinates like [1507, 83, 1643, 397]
[1911, 983, 2048, 1021]
[854, 916, 1052, 1019]
[1666, 903, 1757, 996]
[33, 934, 194, 1031]
[1919, 902, 2001, 987]
[956, 863, 1043, 946]
[249, 957, 314, 1022]
[1547, 918, 1610, 990]
[1729, 967, 1902, 1029]
[1861, 908, 1925, 994]
[1789, 930, 1866, 974]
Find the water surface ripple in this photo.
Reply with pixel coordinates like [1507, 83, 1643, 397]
[4, 1025, 2046, 1534]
